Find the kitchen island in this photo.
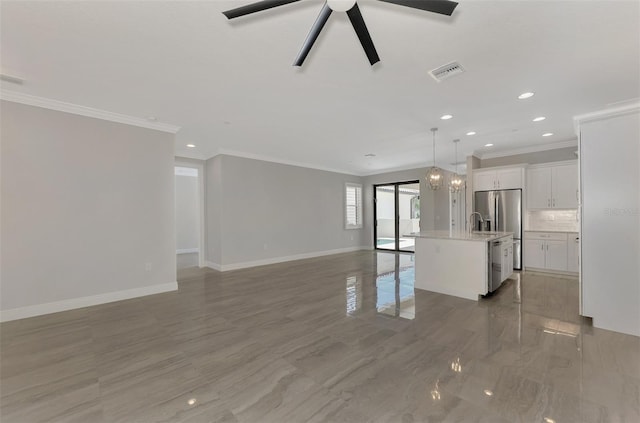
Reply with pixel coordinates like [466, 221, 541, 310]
[408, 231, 514, 301]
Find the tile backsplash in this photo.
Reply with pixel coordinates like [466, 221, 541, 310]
[527, 210, 579, 232]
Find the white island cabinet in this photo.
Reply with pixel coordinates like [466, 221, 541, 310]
[409, 231, 514, 301]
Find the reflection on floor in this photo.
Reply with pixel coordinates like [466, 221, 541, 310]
[1, 251, 638, 422]
[375, 237, 415, 251]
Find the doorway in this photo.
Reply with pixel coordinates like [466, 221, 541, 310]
[374, 181, 420, 252]
[175, 163, 205, 269]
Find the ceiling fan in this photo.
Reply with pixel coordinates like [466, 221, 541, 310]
[222, 0, 458, 66]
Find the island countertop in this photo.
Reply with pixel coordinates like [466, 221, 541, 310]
[406, 230, 513, 242]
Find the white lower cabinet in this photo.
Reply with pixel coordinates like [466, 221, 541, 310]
[524, 239, 546, 268]
[567, 234, 579, 272]
[545, 240, 568, 271]
[524, 232, 577, 273]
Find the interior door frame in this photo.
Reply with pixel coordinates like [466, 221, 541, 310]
[174, 160, 205, 269]
[373, 180, 420, 253]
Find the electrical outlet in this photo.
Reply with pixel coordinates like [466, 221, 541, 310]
[145, 262, 152, 271]
[263, 243, 268, 250]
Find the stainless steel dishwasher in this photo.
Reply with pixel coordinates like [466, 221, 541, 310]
[490, 237, 513, 293]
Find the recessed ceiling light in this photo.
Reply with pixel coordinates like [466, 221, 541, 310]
[186, 144, 196, 148]
[483, 389, 494, 396]
[364, 153, 376, 157]
[533, 116, 546, 122]
[542, 133, 553, 137]
[518, 92, 534, 99]
[327, 0, 357, 12]
[485, 143, 494, 147]
[466, 131, 476, 136]
[440, 114, 453, 120]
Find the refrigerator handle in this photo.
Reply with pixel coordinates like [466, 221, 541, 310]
[495, 193, 500, 232]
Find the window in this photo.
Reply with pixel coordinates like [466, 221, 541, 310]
[345, 183, 363, 229]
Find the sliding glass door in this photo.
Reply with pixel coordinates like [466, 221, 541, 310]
[374, 181, 420, 252]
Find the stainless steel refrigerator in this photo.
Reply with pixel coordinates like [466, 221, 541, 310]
[474, 189, 522, 270]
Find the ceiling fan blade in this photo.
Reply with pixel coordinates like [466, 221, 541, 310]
[377, 0, 458, 16]
[346, 4, 380, 66]
[222, 0, 302, 19]
[293, 3, 332, 67]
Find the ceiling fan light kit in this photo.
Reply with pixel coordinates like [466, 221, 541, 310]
[222, 0, 459, 66]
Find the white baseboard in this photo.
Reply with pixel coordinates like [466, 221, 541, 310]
[177, 248, 199, 254]
[0, 282, 178, 322]
[523, 267, 578, 279]
[216, 246, 370, 272]
[205, 261, 222, 271]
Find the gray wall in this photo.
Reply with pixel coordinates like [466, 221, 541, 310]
[480, 146, 578, 168]
[1, 101, 176, 313]
[205, 156, 223, 265]
[175, 173, 199, 251]
[362, 167, 454, 247]
[466, 155, 481, 224]
[205, 155, 364, 266]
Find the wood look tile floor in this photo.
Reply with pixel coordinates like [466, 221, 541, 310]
[1, 251, 639, 423]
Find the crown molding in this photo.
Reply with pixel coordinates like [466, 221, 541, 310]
[215, 149, 361, 176]
[573, 102, 640, 135]
[210, 150, 461, 178]
[360, 162, 424, 177]
[474, 139, 578, 160]
[0, 89, 181, 134]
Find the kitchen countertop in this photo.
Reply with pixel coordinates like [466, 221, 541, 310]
[406, 230, 513, 242]
[525, 230, 578, 233]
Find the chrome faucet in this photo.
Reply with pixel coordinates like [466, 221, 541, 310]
[468, 212, 484, 234]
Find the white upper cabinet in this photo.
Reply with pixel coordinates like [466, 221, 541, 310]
[473, 171, 497, 191]
[552, 164, 579, 209]
[473, 166, 523, 191]
[497, 168, 523, 190]
[527, 167, 553, 208]
[526, 162, 578, 209]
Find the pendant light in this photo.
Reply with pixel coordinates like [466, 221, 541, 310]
[426, 127, 443, 190]
[449, 139, 465, 193]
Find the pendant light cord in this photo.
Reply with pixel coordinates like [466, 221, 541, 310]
[431, 128, 438, 168]
[433, 132, 436, 167]
[454, 140, 458, 174]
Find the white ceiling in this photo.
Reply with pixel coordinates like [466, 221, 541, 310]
[2, 0, 639, 175]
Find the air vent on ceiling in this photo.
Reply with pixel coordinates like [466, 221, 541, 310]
[429, 61, 465, 82]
